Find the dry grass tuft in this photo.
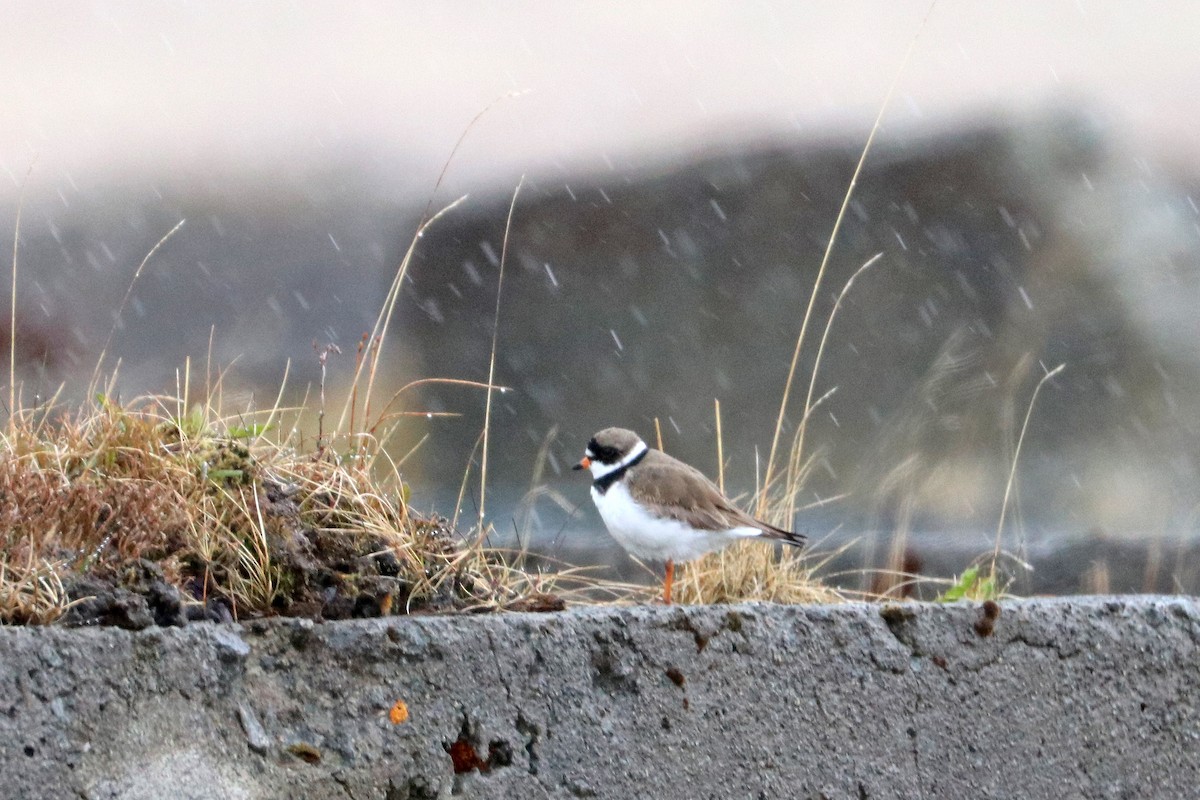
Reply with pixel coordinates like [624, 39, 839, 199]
[675, 540, 845, 606]
[0, 555, 70, 625]
[0, 391, 577, 625]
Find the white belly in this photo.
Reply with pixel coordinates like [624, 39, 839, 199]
[591, 482, 760, 562]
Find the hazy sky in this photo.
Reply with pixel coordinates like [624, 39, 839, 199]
[2, 1, 1199, 198]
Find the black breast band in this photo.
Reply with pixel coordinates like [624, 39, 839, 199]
[593, 447, 648, 495]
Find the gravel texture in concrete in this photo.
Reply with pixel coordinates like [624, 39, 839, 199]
[2, 597, 1199, 798]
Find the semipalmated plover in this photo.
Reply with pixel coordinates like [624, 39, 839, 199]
[573, 427, 806, 603]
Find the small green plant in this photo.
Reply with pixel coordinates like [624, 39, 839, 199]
[937, 565, 1002, 602]
[227, 423, 271, 440]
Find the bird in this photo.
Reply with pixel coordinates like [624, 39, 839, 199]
[573, 426, 805, 604]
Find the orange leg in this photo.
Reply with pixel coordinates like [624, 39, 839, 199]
[663, 559, 675, 605]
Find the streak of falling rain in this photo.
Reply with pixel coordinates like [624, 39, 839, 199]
[328, 233, 341, 252]
[911, 294, 931, 327]
[597, 188, 611, 204]
[1018, 286, 1033, 310]
[463, 261, 482, 285]
[564, 184, 577, 201]
[480, 240, 499, 267]
[709, 199, 727, 222]
[656, 228, 676, 258]
[609, 329, 623, 351]
[543, 263, 558, 288]
[421, 298, 443, 324]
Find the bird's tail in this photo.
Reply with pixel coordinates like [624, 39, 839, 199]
[759, 523, 806, 548]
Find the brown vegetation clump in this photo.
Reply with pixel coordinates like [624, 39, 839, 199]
[0, 396, 564, 627]
[673, 539, 845, 607]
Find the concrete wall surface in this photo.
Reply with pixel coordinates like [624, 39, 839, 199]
[2, 597, 1198, 799]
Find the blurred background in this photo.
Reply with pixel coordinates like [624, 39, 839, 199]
[4, 1, 1200, 594]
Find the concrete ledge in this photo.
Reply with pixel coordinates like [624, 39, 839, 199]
[3, 597, 1199, 799]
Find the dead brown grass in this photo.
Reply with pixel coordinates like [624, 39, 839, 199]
[674, 540, 845, 606]
[0, 389, 597, 625]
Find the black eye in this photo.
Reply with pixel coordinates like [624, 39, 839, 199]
[585, 438, 623, 464]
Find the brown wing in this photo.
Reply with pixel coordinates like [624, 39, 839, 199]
[629, 450, 806, 546]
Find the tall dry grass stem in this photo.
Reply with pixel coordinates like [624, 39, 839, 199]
[369, 378, 502, 436]
[254, 359, 291, 449]
[992, 362, 1064, 571]
[479, 176, 525, 531]
[8, 166, 33, 433]
[88, 219, 186, 395]
[792, 251, 883, 476]
[313, 342, 341, 448]
[759, 7, 934, 517]
[418, 90, 526, 226]
[337, 91, 526, 438]
[714, 398, 725, 494]
[337, 195, 468, 437]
